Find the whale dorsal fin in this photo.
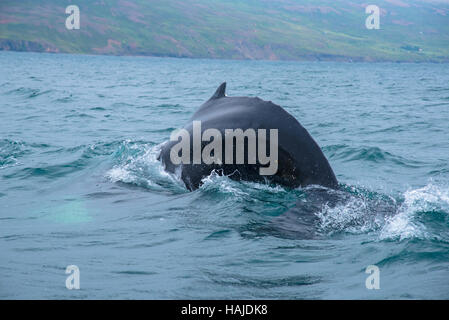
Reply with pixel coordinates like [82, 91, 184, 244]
[209, 82, 226, 100]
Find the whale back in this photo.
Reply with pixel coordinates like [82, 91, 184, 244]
[159, 83, 338, 190]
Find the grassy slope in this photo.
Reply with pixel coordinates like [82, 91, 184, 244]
[0, 0, 448, 61]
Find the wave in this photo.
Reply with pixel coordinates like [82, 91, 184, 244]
[5, 87, 52, 98]
[2, 140, 123, 179]
[54, 95, 75, 103]
[315, 190, 389, 236]
[90, 106, 107, 111]
[106, 141, 186, 193]
[0, 139, 27, 169]
[0, 139, 51, 169]
[311, 182, 449, 242]
[380, 183, 449, 241]
[323, 144, 424, 167]
[103, 140, 449, 242]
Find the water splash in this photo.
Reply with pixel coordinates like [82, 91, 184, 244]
[106, 141, 186, 193]
[380, 183, 449, 241]
[105, 141, 449, 242]
[199, 171, 250, 197]
[309, 182, 449, 241]
[106, 141, 449, 242]
[316, 194, 383, 235]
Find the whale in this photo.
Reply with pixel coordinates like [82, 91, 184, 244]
[158, 82, 338, 191]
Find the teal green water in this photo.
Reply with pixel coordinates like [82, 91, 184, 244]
[0, 51, 448, 299]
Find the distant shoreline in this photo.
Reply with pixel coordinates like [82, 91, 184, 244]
[2, 47, 448, 64]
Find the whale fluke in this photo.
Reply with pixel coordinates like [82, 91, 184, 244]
[209, 82, 226, 100]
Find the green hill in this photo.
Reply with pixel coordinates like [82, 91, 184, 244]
[1, 0, 449, 62]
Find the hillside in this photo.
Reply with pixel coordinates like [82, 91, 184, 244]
[1, 0, 449, 62]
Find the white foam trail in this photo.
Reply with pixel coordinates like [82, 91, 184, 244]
[106, 166, 134, 183]
[107, 142, 448, 242]
[315, 196, 383, 235]
[311, 182, 449, 240]
[200, 170, 248, 196]
[380, 183, 449, 241]
[241, 180, 287, 194]
[105, 141, 185, 191]
[199, 170, 289, 197]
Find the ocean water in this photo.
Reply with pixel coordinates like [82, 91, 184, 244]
[1, 51, 448, 299]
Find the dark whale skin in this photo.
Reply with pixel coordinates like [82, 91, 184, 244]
[158, 83, 338, 191]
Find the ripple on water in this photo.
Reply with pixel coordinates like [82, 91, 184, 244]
[323, 144, 424, 168]
[2, 54, 449, 299]
[0, 139, 26, 169]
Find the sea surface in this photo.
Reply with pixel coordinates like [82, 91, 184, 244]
[1, 51, 448, 299]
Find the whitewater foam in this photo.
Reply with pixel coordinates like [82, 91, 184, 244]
[380, 183, 449, 241]
[106, 141, 185, 192]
